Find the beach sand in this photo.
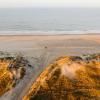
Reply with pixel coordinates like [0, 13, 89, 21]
[0, 34, 100, 66]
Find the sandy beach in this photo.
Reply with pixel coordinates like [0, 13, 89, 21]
[0, 34, 100, 66]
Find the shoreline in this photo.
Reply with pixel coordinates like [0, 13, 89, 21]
[0, 33, 100, 36]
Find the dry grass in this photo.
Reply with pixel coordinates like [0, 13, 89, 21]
[0, 60, 13, 96]
[23, 55, 100, 100]
[0, 56, 26, 96]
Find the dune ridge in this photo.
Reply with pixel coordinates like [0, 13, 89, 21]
[23, 54, 100, 100]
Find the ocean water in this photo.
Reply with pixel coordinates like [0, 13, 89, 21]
[0, 7, 100, 35]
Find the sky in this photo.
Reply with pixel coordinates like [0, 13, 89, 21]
[0, 0, 100, 7]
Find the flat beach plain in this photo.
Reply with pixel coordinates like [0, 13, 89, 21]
[0, 34, 100, 63]
[0, 34, 100, 64]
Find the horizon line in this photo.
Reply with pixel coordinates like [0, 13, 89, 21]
[0, 5, 100, 8]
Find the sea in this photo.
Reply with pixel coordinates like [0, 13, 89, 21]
[0, 7, 100, 35]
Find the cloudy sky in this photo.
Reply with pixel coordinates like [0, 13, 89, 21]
[0, 0, 100, 7]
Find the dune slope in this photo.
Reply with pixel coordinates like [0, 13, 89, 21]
[23, 54, 100, 100]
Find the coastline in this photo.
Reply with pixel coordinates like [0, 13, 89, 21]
[0, 32, 100, 37]
[0, 29, 100, 36]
